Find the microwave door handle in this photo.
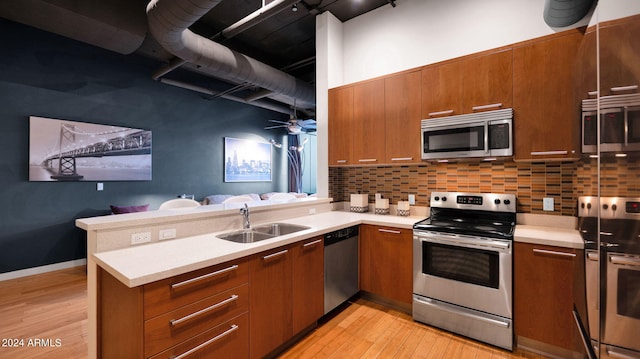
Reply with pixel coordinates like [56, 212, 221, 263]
[484, 122, 489, 154]
[625, 106, 629, 147]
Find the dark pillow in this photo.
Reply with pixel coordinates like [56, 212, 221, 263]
[110, 204, 149, 214]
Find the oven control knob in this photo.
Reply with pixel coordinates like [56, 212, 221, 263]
[587, 203, 592, 209]
[434, 196, 440, 201]
[581, 203, 585, 209]
[612, 204, 617, 211]
[441, 196, 447, 202]
[494, 199, 501, 205]
[603, 204, 609, 210]
[504, 199, 511, 205]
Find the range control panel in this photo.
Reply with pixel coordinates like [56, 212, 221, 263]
[578, 196, 640, 219]
[430, 192, 516, 213]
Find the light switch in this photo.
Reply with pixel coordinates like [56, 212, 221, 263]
[543, 197, 554, 211]
[408, 194, 416, 205]
[97, 182, 104, 191]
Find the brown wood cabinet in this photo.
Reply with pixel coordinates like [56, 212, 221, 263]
[360, 225, 413, 305]
[328, 86, 354, 165]
[599, 15, 640, 97]
[513, 32, 582, 161]
[462, 49, 513, 113]
[352, 79, 386, 165]
[384, 71, 422, 164]
[422, 60, 464, 118]
[292, 236, 324, 334]
[249, 245, 293, 359]
[514, 242, 585, 353]
[98, 258, 250, 359]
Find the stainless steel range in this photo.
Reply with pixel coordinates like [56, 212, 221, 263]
[413, 192, 516, 350]
[578, 196, 640, 359]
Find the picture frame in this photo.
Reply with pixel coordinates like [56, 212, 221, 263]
[29, 116, 152, 181]
[224, 137, 272, 182]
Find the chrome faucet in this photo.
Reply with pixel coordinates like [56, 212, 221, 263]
[240, 203, 250, 229]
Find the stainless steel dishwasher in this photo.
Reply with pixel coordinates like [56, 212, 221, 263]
[324, 226, 359, 314]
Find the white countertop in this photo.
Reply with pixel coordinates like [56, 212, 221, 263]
[93, 210, 584, 288]
[514, 225, 583, 249]
[93, 211, 424, 288]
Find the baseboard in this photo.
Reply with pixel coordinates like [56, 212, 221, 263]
[0, 259, 87, 281]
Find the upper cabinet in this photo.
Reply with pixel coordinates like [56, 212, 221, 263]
[385, 71, 422, 164]
[513, 31, 583, 161]
[422, 50, 513, 119]
[328, 86, 354, 166]
[462, 49, 513, 113]
[352, 79, 386, 165]
[599, 16, 640, 97]
[422, 61, 463, 118]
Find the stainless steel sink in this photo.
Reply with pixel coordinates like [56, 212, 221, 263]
[216, 223, 310, 243]
[216, 229, 276, 243]
[250, 223, 311, 236]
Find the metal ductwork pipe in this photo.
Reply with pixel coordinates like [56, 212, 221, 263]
[543, 0, 596, 27]
[146, 0, 316, 108]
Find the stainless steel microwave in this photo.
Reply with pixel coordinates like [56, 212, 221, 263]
[582, 92, 640, 154]
[421, 108, 513, 160]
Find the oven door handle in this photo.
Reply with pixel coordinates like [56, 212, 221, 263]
[609, 255, 640, 267]
[418, 235, 510, 251]
[414, 296, 510, 328]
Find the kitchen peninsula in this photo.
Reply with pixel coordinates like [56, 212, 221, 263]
[76, 198, 423, 359]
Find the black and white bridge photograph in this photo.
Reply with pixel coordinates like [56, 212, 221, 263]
[29, 116, 152, 181]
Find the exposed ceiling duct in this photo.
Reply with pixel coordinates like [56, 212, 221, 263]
[543, 0, 597, 27]
[146, 0, 316, 110]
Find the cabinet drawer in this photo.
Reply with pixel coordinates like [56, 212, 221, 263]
[144, 259, 248, 319]
[148, 313, 249, 359]
[144, 284, 249, 357]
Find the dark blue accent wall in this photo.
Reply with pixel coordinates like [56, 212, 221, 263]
[0, 19, 291, 273]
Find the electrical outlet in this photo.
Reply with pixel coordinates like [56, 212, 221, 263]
[408, 194, 416, 205]
[308, 208, 316, 215]
[159, 229, 176, 240]
[543, 197, 554, 211]
[131, 232, 151, 245]
[97, 182, 104, 191]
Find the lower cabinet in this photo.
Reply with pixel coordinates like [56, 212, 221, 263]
[360, 224, 413, 305]
[514, 242, 585, 354]
[249, 236, 324, 359]
[98, 236, 325, 359]
[99, 258, 249, 359]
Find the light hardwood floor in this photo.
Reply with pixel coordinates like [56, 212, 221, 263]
[0, 267, 547, 359]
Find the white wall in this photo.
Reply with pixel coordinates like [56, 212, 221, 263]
[339, 0, 594, 86]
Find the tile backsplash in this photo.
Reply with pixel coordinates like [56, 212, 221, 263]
[329, 157, 640, 217]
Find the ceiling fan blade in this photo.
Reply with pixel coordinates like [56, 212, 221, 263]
[264, 125, 287, 130]
[268, 119, 290, 125]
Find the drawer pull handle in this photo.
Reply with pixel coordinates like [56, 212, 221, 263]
[262, 249, 288, 260]
[170, 295, 239, 327]
[472, 103, 502, 111]
[428, 109, 454, 117]
[171, 265, 239, 289]
[610, 85, 638, 93]
[530, 150, 568, 156]
[391, 157, 413, 161]
[170, 324, 239, 359]
[303, 239, 322, 248]
[358, 159, 377, 163]
[378, 229, 401, 234]
[336, 159, 347, 163]
[533, 249, 576, 258]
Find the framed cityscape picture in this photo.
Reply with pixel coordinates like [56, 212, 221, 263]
[224, 137, 272, 182]
[29, 116, 152, 181]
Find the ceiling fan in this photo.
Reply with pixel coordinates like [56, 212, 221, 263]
[265, 100, 316, 134]
[265, 117, 316, 134]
